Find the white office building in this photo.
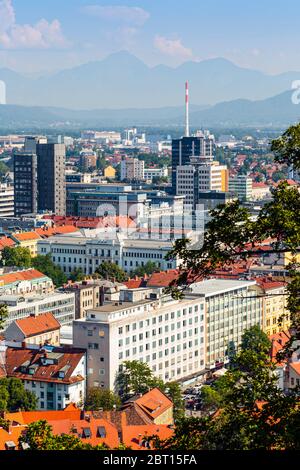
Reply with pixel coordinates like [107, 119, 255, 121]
[38, 232, 178, 275]
[0, 291, 76, 330]
[73, 288, 206, 390]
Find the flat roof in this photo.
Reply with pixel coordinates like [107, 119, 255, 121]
[189, 279, 256, 297]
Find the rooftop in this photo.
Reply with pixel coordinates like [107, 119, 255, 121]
[11, 312, 61, 338]
[188, 278, 257, 296]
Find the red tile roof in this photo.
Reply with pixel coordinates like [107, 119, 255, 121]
[122, 424, 173, 450]
[147, 270, 179, 288]
[0, 268, 48, 286]
[12, 232, 41, 242]
[134, 388, 173, 420]
[0, 236, 15, 251]
[5, 346, 85, 385]
[13, 312, 60, 338]
[269, 330, 291, 366]
[290, 362, 300, 375]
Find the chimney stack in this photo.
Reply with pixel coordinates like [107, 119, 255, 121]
[185, 81, 189, 137]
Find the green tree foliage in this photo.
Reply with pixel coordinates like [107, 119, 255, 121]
[68, 267, 85, 282]
[1, 246, 31, 268]
[131, 261, 159, 277]
[151, 327, 300, 450]
[0, 304, 8, 330]
[271, 123, 300, 170]
[32, 254, 67, 287]
[0, 377, 38, 412]
[115, 360, 162, 400]
[0, 161, 9, 178]
[95, 261, 127, 282]
[85, 387, 121, 411]
[115, 360, 184, 421]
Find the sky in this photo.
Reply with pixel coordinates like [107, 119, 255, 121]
[0, 0, 300, 75]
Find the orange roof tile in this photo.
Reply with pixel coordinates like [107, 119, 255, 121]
[0, 268, 48, 286]
[147, 270, 179, 288]
[122, 424, 173, 450]
[0, 425, 27, 450]
[12, 232, 41, 241]
[289, 362, 300, 376]
[134, 388, 173, 420]
[5, 346, 85, 385]
[14, 312, 60, 338]
[0, 236, 15, 250]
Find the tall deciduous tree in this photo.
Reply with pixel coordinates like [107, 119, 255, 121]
[95, 262, 127, 283]
[85, 388, 121, 411]
[1, 246, 32, 268]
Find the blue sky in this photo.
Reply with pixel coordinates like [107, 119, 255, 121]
[0, 0, 299, 74]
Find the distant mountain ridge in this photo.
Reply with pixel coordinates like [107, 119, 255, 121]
[0, 90, 299, 128]
[1, 51, 300, 109]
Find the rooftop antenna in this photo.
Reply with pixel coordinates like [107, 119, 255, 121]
[185, 81, 190, 137]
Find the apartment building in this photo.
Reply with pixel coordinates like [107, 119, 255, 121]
[228, 175, 253, 201]
[4, 312, 61, 346]
[251, 279, 289, 336]
[120, 158, 145, 181]
[0, 291, 75, 330]
[0, 184, 14, 218]
[10, 231, 41, 257]
[0, 268, 53, 296]
[4, 344, 85, 410]
[73, 287, 206, 390]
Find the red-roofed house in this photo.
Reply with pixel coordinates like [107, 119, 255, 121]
[0, 268, 53, 296]
[147, 270, 179, 288]
[121, 388, 173, 425]
[11, 231, 41, 257]
[5, 345, 86, 410]
[4, 312, 61, 346]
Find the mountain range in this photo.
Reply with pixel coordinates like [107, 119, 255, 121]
[1, 51, 300, 109]
[0, 90, 299, 129]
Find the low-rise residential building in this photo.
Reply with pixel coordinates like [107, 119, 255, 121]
[104, 165, 116, 179]
[4, 312, 61, 346]
[0, 290, 75, 330]
[5, 344, 86, 410]
[11, 231, 41, 257]
[0, 268, 53, 296]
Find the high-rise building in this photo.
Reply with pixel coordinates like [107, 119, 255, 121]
[0, 184, 14, 218]
[14, 153, 38, 217]
[120, 157, 144, 181]
[228, 175, 252, 201]
[36, 143, 66, 215]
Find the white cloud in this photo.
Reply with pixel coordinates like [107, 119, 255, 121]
[0, 0, 69, 49]
[84, 5, 150, 26]
[154, 35, 193, 59]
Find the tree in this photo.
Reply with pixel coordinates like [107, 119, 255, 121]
[95, 261, 127, 283]
[32, 254, 67, 287]
[0, 304, 8, 330]
[0, 161, 9, 178]
[0, 377, 38, 412]
[68, 267, 85, 282]
[151, 326, 299, 450]
[1, 246, 31, 268]
[131, 261, 158, 277]
[164, 382, 185, 421]
[115, 360, 164, 401]
[271, 123, 300, 170]
[85, 388, 121, 411]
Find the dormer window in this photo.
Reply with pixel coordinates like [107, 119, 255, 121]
[58, 371, 65, 379]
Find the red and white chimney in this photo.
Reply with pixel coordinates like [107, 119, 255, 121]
[185, 81, 190, 137]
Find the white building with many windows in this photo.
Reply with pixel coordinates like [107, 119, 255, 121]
[73, 279, 263, 390]
[38, 233, 178, 275]
[73, 288, 206, 390]
[0, 291, 75, 330]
